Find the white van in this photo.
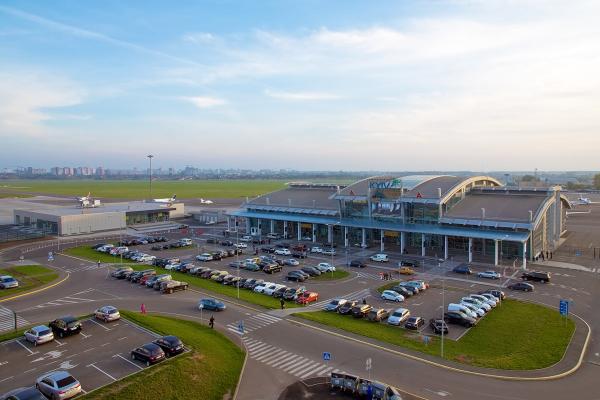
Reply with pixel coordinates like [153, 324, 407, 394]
[370, 253, 389, 262]
[180, 238, 193, 246]
[448, 303, 478, 319]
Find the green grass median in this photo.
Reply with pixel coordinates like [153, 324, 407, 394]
[0, 265, 59, 299]
[130, 265, 301, 310]
[84, 311, 244, 400]
[63, 246, 122, 264]
[294, 299, 575, 370]
[312, 269, 350, 281]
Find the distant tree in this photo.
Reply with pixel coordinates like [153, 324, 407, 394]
[594, 173, 600, 189]
[520, 175, 538, 182]
[566, 181, 588, 190]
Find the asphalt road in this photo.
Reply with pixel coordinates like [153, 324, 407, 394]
[0, 229, 598, 400]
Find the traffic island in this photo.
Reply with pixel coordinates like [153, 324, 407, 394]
[0, 264, 59, 299]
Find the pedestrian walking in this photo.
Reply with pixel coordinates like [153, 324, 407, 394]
[209, 315, 215, 329]
[546, 251, 549, 259]
[550, 251, 553, 259]
[140, 303, 146, 314]
[280, 298, 285, 310]
[362, 298, 367, 305]
[97, 260, 101, 268]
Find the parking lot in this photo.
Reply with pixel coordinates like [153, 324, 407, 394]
[0, 318, 160, 395]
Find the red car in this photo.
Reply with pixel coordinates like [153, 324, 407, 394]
[296, 291, 319, 304]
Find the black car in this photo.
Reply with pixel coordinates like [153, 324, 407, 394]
[286, 271, 306, 282]
[243, 279, 258, 289]
[283, 287, 305, 301]
[453, 264, 472, 274]
[508, 282, 534, 292]
[338, 301, 358, 315]
[444, 311, 477, 327]
[206, 238, 218, 244]
[198, 298, 226, 311]
[261, 247, 276, 253]
[521, 271, 550, 283]
[212, 253, 222, 261]
[405, 316, 425, 330]
[153, 335, 185, 357]
[91, 243, 107, 250]
[221, 240, 234, 246]
[400, 259, 419, 267]
[49, 316, 82, 338]
[301, 266, 321, 276]
[348, 259, 367, 268]
[131, 343, 166, 366]
[263, 263, 282, 274]
[429, 318, 449, 335]
[272, 287, 288, 298]
[351, 304, 373, 318]
[479, 289, 506, 300]
[390, 285, 413, 298]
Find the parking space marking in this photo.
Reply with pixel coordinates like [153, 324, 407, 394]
[54, 339, 65, 347]
[88, 363, 117, 381]
[15, 339, 36, 355]
[80, 332, 92, 339]
[113, 354, 143, 370]
[0, 376, 14, 383]
[118, 336, 128, 341]
[87, 318, 111, 331]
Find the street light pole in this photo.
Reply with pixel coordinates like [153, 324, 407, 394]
[147, 154, 154, 199]
[236, 219, 240, 299]
[441, 275, 445, 359]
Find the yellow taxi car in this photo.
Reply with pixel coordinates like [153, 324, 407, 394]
[398, 266, 415, 275]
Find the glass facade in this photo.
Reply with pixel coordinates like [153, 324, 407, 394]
[125, 211, 169, 225]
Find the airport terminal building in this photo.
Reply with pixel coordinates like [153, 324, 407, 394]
[231, 175, 571, 267]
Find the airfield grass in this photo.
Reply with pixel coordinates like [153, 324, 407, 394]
[294, 299, 575, 370]
[0, 264, 58, 299]
[0, 179, 289, 199]
[0, 193, 33, 199]
[312, 269, 350, 281]
[64, 245, 122, 264]
[83, 311, 244, 400]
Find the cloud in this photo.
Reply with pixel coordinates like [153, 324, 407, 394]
[186, 96, 227, 108]
[264, 89, 341, 101]
[183, 32, 215, 43]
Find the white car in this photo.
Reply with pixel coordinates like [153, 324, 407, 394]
[477, 270, 501, 280]
[470, 294, 497, 307]
[370, 253, 389, 262]
[234, 243, 247, 249]
[284, 259, 299, 266]
[274, 248, 291, 256]
[460, 302, 486, 317]
[196, 253, 214, 262]
[240, 236, 253, 242]
[311, 247, 323, 253]
[387, 308, 410, 325]
[24, 325, 54, 346]
[165, 263, 180, 271]
[316, 262, 336, 272]
[462, 297, 492, 311]
[381, 290, 405, 302]
[263, 284, 285, 296]
[253, 282, 271, 293]
[479, 293, 501, 304]
[94, 306, 121, 322]
[0, 275, 19, 289]
[322, 248, 336, 256]
[139, 255, 156, 263]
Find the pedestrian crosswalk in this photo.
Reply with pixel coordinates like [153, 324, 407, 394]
[226, 312, 282, 335]
[309, 288, 371, 309]
[243, 337, 346, 380]
[357, 271, 387, 281]
[0, 305, 28, 333]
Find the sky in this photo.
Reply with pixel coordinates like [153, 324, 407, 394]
[1, 0, 599, 171]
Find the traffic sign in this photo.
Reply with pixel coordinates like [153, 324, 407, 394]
[238, 320, 245, 334]
[322, 352, 331, 361]
[559, 299, 569, 316]
[365, 357, 372, 371]
[48, 252, 54, 262]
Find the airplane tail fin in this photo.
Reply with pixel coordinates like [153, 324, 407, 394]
[172, 194, 176, 200]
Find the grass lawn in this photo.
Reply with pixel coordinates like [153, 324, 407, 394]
[294, 299, 575, 370]
[312, 269, 350, 281]
[0, 179, 289, 199]
[0, 193, 33, 199]
[83, 311, 244, 400]
[63, 246, 123, 263]
[0, 265, 59, 299]
[129, 265, 301, 310]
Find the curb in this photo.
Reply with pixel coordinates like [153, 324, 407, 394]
[287, 312, 591, 381]
[233, 338, 249, 400]
[0, 272, 70, 303]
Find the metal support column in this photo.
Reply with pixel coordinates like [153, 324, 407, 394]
[494, 240, 499, 266]
[421, 233, 426, 257]
[361, 228, 366, 248]
[380, 230, 385, 252]
[523, 241, 527, 270]
[270, 220, 274, 234]
[344, 226, 349, 247]
[327, 225, 333, 244]
[283, 221, 288, 239]
[297, 223, 301, 241]
[312, 224, 317, 243]
[444, 235, 448, 260]
[400, 232, 405, 254]
[468, 237, 473, 263]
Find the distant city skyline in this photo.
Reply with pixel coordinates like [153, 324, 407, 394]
[1, 1, 599, 170]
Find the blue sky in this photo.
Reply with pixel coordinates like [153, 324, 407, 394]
[1, 1, 599, 171]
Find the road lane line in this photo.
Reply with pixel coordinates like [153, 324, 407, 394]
[87, 318, 111, 331]
[88, 363, 117, 381]
[113, 354, 143, 370]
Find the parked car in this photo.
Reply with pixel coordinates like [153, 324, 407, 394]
[381, 290, 405, 302]
[387, 308, 410, 325]
[405, 316, 425, 330]
[479, 289, 506, 300]
[367, 308, 390, 322]
[286, 271, 307, 282]
[448, 303, 478, 319]
[478, 270, 501, 279]
[272, 286, 289, 298]
[153, 335, 185, 357]
[111, 266, 133, 279]
[0, 387, 46, 400]
[196, 253, 213, 262]
[444, 311, 477, 327]
[245, 263, 262, 272]
[310, 246, 323, 253]
[471, 294, 497, 307]
[351, 304, 373, 318]
[397, 267, 414, 275]
[399, 259, 419, 267]
[316, 262, 336, 272]
[521, 271, 551, 283]
[263, 263, 283, 274]
[283, 287, 306, 301]
[49, 316, 82, 338]
[370, 253, 389, 262]
[35, 371, 81, 400]
[389, 285, 413, 298]
[301, 266, 321, 276]
[263, 283, 285, 296]
[131, 343, 166, 366]
[322, 248, 336, 256]
[338, 301, 358, 315]
[453, 264, 472, 274]
[461, 297, 491, 312]
[460, 302, 486, 317]
[479, 292, 502, 304]
[94, 306, 120, 322]
[274, 248, 291, 256]
[160, 280, 189, 294]
[0, 275, 19, 289]
[509, 281, 535, 292]
[397, 282, 419, 295]
[284, 259, 300, 266]
[348, 259, 367, 268]
[296, 291, 319, 304]
[429, 318, 449, 335]
[323, 298, 348, 312]
[24, 325, 54, 346]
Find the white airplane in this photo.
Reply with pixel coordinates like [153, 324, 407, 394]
[200, 198, 214, 204]
[573, 196, 598, 205]
[77, 192, 92, 202]
[153, 194, 177, 204]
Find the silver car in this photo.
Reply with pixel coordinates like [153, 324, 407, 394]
[0, 275, 18, 289]
[24, 325, 54, 346]
[94, 306, 121, 322]
[35, 371, 82, 400]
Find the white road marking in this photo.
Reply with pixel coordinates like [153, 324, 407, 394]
[0, 376, 14, 383]
[15, 340, 36, 355]
[88, 363, 117, 381]
[87, 318, 111, 331]
[113, 354, 143, 370]
[80, 332, 92, 339]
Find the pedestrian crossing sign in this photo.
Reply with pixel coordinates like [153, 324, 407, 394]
[323, 352, 331, 361]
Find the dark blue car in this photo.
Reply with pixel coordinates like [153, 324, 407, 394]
[452, 264, 472, 274]
[198, 298, 226, 311]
